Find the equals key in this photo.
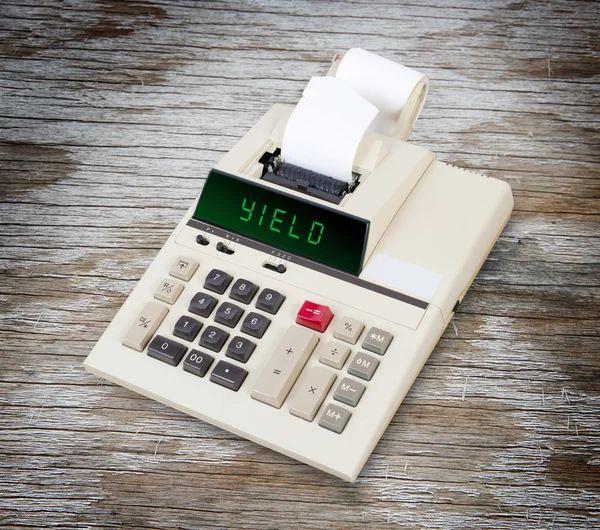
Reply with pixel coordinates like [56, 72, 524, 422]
[251, 325, 319, 408]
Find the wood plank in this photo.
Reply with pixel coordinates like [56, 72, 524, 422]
[1, 0, 598, 528]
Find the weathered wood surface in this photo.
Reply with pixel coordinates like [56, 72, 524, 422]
[1, 0, 599, 528]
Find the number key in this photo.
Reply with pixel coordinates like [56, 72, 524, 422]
[199, 325, 229, 352]
[148, 335, 187, 367]
[255, 288, 285, 314]
[204, 269, 233, 294]
[183, 349, 214, 378]
[214, 302, 244, 328]
[189, 292, 218, 318]
[241, 312, 271, 339]
[173, 315, 202, 342]
[229, 278, 258, 304]
[226, 336, 256, 363]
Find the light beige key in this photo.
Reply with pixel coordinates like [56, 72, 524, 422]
[169, 255, 199, 281]
[289, 366, 336, 421]
[333, 317, 364, 345]
[317, 341, 351, 370]
[251, 325, 319, 408]
[122, 302, 168, 352]
[154, 277, 184, 305]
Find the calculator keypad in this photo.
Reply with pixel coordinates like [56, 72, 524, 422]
[214, 302, 244, 328]
[226, 336, 256, 363]
[204, 269, 233, 294]
[319, 403, 352, 434]
[148, 335, 187, 366]
[123, 252, 397, 434]
[347, 352, 379, 381]
[251, 325, 318, 408]
[154, 277, 184, 305]
[317, 341, 351, 370]
[333, 377, 365, 407]
[255, 288, 285, 314]
[199, 325, 229, 352]
[183, 349, 214, 377]
[173, 315, 202, 342]
[210, 360, 248, 391]
[189, 292, 218, 318]
[229, 279, 258, 304]
[169, 256, 198, 281]
[296, 300, 334, 333]
[288, 366, 336, 421]
[333, 317, 364, 345]
[241, 312, 271, 338]
[122, 302, 168, 352]
[362, 327, 393, 355]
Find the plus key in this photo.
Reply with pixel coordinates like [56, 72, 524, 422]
[296, 300, 334, 333]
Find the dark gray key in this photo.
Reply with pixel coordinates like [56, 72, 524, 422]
[241, 312, 271, 338]
[173, 315, 202, 341]
[183, 349, 214, 378]
[204, 269, 233, 294]
[333, 377, 366, 407]
[229, 278, 258, 304]
[189, 292, 218, 318]
[347, 352, 379, 381]
[226, 336, 256, 363]
[319, 403, 351, 434]
[199, 325, 229, 352]
[255, 288, 285, 314]
[362, 326, 393, 355]
[210, 360, 248, 391]
[214, 302, 244, 328]
[147, 335, 187, 366]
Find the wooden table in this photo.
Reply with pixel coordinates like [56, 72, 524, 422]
[1, 1, 598, 528]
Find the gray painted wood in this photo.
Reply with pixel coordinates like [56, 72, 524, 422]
[1, 1, 598, 528]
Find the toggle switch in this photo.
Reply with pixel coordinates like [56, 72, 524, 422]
[216, 241, 234, 255]
[263, 262, 286, 274]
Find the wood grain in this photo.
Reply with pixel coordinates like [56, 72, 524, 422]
[1, 0, 598, 528]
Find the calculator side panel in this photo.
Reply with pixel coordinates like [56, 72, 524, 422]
[365, 161, 514, 320]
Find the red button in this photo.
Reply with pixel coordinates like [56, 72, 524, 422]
[296, 301, 334, 333]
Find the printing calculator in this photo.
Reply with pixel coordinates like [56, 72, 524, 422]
[85, 50, 514, 481]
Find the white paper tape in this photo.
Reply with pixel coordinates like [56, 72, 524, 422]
[361, 253, 443, 301]
[336, 48, 428, 138]
[281, 76, 378, 183]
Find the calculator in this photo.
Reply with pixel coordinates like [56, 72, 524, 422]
[85, 58, 513, 481]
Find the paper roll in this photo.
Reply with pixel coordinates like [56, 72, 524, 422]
[281, 76, 378, 183]
[336, 48, 428, 139]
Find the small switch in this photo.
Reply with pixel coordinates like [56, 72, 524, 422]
[263, 262, 286, 274]
[216, 241, 234, 255]
[296, 300, 333, 333]
[196, 234, 209, 246]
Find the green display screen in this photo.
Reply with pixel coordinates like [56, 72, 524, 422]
[193, 170, 369, 275]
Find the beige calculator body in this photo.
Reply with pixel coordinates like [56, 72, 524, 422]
[85, 95, 513, 482]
